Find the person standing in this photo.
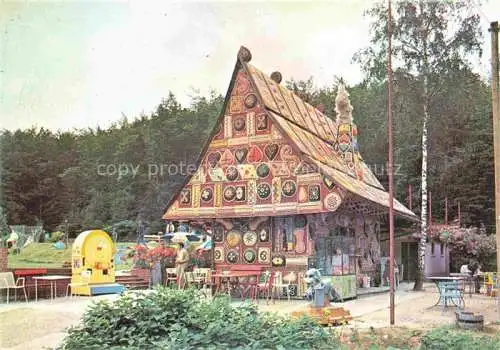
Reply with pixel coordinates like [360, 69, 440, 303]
[175, 242, 189, 289]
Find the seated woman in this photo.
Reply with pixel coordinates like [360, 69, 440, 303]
[461, 262, 482, 293]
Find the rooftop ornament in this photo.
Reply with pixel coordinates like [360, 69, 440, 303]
[238, 46, 252, 62]
[270, 71, 282, 84]
[335, 83, 353, 124]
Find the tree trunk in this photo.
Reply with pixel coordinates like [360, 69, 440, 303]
[414, 72, 429, 291]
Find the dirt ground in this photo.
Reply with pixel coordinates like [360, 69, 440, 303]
[1, 283, 498, 349]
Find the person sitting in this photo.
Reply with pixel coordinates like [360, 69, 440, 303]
[460, 263, 471, 274]
[471, 263, 482, 294]
[461, 262, 482, 293]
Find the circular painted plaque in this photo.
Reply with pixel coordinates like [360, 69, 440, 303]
[243, 231, 258, 246]
[200, 187, 213, 202]
[256, 163, 270, 178]
[282, 180, 297, 197]
[244, 93, 258, 108]
[226, 250, 238, 264]
[257, 183, 271, 199]
[324, 191, 342, 212]
[233, 117, 246, 131]
[226, 230, 241, 247]
[243, 249, 256, 263]
[224, 186, 236, 201]
[226, 166, 239, 181]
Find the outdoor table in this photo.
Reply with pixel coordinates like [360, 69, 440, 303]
[33, 275, 72, 301]
[450, 273, 475, 297]
[428, 276, 465, 311]
[212, 272, 260, 300]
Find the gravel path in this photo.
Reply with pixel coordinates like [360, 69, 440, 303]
[1, 283, 498, 349]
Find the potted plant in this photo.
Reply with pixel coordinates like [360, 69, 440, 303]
[146, 245, 177, 285]
[131, 244, 151, 283]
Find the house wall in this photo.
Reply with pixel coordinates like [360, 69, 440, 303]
[424, 242, 449, 277]
[383, 239, 450, 280]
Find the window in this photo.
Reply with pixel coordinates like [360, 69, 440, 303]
[431, 242, 435, 255]
[440, 243, 444, 256]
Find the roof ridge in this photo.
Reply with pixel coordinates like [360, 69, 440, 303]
[243, 61, 384, 190]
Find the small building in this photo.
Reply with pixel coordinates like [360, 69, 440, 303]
[379, 224, 452, 281]
[163, 46, 417, 298]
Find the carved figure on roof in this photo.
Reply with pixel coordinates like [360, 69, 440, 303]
[335, 83, 353, 124]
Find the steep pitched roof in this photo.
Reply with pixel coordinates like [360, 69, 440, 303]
[162, 46, 417, 221]
[245, 63, 384, 189]
[242, 63, 414, 220]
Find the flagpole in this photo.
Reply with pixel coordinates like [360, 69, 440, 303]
[387, 0, 396, 325]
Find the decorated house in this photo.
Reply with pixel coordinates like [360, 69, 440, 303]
[163, 47, 417, 299]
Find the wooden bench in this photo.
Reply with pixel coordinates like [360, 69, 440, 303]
[14, 268, 48, 277]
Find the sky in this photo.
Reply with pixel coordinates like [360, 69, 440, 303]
[0, 0, 498, 132]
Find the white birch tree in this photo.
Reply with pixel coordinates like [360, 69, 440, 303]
[354, 0, 482, 290]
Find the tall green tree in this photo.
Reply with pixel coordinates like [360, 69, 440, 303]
[355, 0, 483, 290]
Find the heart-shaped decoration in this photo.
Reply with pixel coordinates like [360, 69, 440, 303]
[234, 148, 248, 164]
[323, 176, 335, 190]
[207, 152, 221, 168]
[264, 144, 279, 160]
[247, 145, 263, 163]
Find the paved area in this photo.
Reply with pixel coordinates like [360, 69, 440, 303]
[0, 295, 120, 349]
[1, 283, 498, 349]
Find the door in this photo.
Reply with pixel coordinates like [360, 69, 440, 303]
[401, 242, 418, 281]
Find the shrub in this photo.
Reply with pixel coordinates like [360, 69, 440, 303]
[111, 220, 138, 240]
[58, 288, 336, 349]
[429, 225, 496, 271]
[48, 231, 65, 243]
[421, 326, 500, 350]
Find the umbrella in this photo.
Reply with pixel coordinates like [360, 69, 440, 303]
[171, 232, 190, 244]
[197, 237, 212, 251]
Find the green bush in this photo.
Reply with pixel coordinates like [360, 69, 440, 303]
[111, 220, 138, 240]
[421, 326, 500, 350]
[58, 288, 336, 349]
[48, 231, 65, 243]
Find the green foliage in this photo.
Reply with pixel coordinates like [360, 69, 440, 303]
[353, 0, 492, 235]
[0, 92, 223, 233]
[421, 326, 500, 350]
[431, 226, 496, 271]
[48, 231, 64, 243]
[0, 206, 10, 247]
[58, 288, 336, 350]
[111, 220, 138, 240]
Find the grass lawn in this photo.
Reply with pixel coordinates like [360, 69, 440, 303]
[8, 242, 136, 270]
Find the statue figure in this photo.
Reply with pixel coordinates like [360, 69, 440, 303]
[303, 268, 343, 304]
[335, 83, 353, 124]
